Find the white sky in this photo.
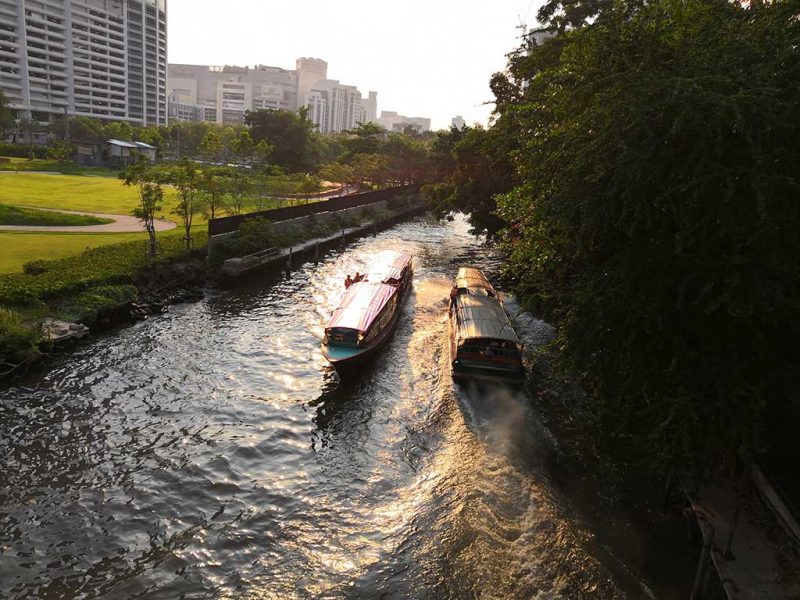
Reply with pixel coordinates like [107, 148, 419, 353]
[167, 0, 543, 131]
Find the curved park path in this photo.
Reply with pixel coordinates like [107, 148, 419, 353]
[0, 207, 176, 233]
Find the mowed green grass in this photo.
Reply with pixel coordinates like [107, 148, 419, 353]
[0, 172, 165, 214]
[0, 231, 146, 273]
[0, 173, 211, 273]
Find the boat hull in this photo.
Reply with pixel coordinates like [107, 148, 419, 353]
[322, 282, 411, 373]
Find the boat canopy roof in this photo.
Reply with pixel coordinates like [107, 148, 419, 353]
[365, 250, 412, 285]
[455, 267, 495, 293]
[454, 294, 520, 343]
[326, 281, 397, 333]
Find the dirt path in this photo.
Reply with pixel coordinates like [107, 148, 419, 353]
[0, 207, 177, 233]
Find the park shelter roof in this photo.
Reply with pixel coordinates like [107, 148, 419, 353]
[107, 140, 156, 149]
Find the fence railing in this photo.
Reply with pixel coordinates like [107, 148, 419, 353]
[207, 184, 420, 236]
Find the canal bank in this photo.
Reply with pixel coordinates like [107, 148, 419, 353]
[0, 188, 425, 381]
[1, 214, 702, 598]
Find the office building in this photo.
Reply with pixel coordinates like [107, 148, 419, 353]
[451, 115, 465, 129]
[0, 0, 167, 126]
[168, 57, 377, 134]
[167, 62, 298, 124]
[377, 111, 431, 133]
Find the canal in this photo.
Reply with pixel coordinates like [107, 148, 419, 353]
[1, 215, 687, 599]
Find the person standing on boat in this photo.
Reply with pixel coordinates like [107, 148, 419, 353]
[345, 274, 353, 288]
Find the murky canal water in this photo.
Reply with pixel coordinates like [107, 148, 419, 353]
[1, 216, 680, 599]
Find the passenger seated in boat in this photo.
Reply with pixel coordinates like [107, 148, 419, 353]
[353, 272, 364, 283]
[345, 274, 353, 288]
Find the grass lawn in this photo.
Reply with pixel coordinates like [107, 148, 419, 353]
[0, 231, 146, 273]
[0, 225, 208, 274]
[0, 203, 114, 226]
[0, 171, 173, 214]
[0, 156, 118, 177]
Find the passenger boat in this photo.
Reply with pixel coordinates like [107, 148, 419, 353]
[322, 250, 413, 371]
[448, 267, 525, 383]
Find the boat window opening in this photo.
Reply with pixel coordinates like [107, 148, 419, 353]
[326, 327, 359, 347]
[458, 339, 521, 359]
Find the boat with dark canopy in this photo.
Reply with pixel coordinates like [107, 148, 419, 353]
[448, 267, 524, 382]
[322, 250, 413, 371]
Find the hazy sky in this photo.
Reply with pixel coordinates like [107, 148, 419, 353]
[168, 0, 542, 130]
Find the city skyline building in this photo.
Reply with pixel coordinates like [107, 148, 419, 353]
[0, 0, 168, 126]
[167, 62, 297, 125]
[168, 57, 389, 135]
[377, 110, 431, 133]
[451, 115, 465, 129]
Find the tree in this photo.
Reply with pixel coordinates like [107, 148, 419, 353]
[104, 121, 134, 141]
[199, 167, 226, 221]
[224, 171, 253, 215]
[423, 125, 516, 235]
[169, 159, 203, 249]
[494, 0, 800, 471]
[120, 156, 163, 256]
[230, 129, 255, 162]
[245, 108, 318, 173]
[0, 90, 16, 139]
[319, 162, 354, 192]
[199, 129, 223, 162]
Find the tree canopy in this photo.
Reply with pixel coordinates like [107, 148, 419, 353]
[245, 108, 318, 173]
[440, 0, 800, 472]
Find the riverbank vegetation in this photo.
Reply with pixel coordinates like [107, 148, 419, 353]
[0, 228, 207, 364]
[428, 0, 800, 474]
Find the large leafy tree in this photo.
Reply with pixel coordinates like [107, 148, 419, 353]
[497, 0, 800, 470]
[245, 108, 318, 173]
[424, 124, 517, 236]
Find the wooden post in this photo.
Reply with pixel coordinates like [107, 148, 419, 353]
[691, 526, 714, 600]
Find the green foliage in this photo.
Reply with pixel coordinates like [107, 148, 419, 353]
[120, 157, 165, 255]
[168, 159, 203, 249]
[424, 125, 516, 235]
[55, 283, 137, 326]
[0, 204, 113, 226]
[0, 307, 39, 364]
[199, 129, 223, 160]
[0, 144, 49, 159]
[495, 0, 800, 470]
[245, 108, 318, 172]
[0, 231, 207, 306]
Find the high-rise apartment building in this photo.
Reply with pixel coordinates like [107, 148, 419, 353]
[0, 0, 167, 126]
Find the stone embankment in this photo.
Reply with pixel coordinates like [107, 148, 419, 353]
[218, 201, 427, 279]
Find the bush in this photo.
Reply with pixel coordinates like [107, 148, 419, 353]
[0, 230, 208, 306]
[0, 307, 39, 364]
[0, 143, 49, 159]
[56, 284, 138, 325]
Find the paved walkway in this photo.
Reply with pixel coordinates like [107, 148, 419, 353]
[0, 206, 176, 233]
